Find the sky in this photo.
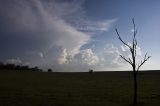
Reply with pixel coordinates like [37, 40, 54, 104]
[0, 0, 160, 72]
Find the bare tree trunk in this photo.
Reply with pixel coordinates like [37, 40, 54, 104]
[133, 68, 137, 105]
[132, 52, 137, 105]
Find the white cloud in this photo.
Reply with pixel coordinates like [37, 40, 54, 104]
[130, 29, 135, 33]
[120, 42, 142, 57]
[136, 46, 142, 56]
[6, 58, 22, 65]
[58, 48, 69, 64]
[74, 49, 99, 65]
[100, 44, 122, 68]
[76, 19, 117, 33]
[93, 43, 143, 71]
[6, 58, 31, 66]
[38, 52, 44, 58]
[61, 44, 125, 71]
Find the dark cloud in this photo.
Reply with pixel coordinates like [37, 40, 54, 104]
[0, 0, 119, 71]
[0, 0, 91, 70]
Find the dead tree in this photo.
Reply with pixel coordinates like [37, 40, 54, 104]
[115, 19, 151, 105]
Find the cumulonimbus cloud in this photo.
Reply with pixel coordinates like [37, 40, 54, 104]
[0, 0, 118, 71]
[0, 0, 90, 65]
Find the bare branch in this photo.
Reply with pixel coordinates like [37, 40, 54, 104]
[137, 54, 151, 71]
[120, 55, 132, 65]
[144, 53, 147, 59]
[115, 28, 132, 49]
[135, 29, 138, 36]
[129, 58, 133, 64]
[132, 18, 137, 38]
[129, 48, 133, 53]
[135, 39, 137, 46]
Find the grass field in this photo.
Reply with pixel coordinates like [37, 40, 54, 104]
[0, 70, 160, 106]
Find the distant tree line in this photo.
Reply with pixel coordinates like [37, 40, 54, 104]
[0, 62, 42, 72]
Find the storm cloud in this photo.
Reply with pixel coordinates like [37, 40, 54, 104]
[0, 0, 120, 71]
